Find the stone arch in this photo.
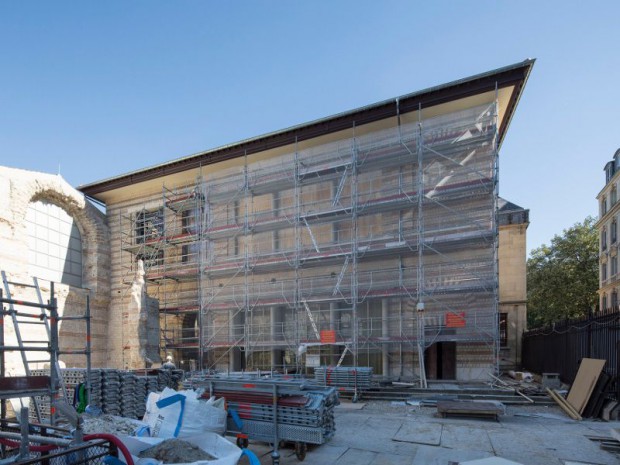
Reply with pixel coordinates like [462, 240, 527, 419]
[0, 166, 111, 368]
[11, 178, 110, 294]
[30, 190, 107, 292]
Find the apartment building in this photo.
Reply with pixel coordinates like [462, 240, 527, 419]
[597, 149, 620, 310]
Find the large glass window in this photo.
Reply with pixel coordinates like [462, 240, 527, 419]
[602, 227, 608, 251]
[613, 220, 618, 244]
[602, 262, 608, 281]
[26, 200, 82, 287]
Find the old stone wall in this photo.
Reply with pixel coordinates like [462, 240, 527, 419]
[498, 222, 528, 369]
[0, 166, 111, 371]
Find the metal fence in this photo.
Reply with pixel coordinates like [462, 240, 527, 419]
[522, 307, 619, 398]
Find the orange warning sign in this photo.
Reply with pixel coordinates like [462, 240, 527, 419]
[320, 330, 336, 343]
[445, 312, 466, 328]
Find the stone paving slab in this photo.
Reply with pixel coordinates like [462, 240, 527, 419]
[411, 444, 490, 465]
[366, 416, 404, 438]
[333, 448, 378, 465]
[297, 444, 349, 465]
[234, 401, 620, 465]
[331, 427, 420, 456]
[441, 424, 494, 452]
[370, 452, 415, 465]
[393, 420, 443, 445]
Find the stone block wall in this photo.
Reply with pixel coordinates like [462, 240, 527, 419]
[0, 166, 111, 372]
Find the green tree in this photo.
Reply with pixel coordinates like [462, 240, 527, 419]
[527, 216, 599, 328]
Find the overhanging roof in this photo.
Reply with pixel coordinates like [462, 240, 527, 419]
[79, 59, 535, 198]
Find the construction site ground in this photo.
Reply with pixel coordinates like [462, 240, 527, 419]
[240, 400, 620, 465]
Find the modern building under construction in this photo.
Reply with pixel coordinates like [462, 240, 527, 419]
[78, 60, 534, 381]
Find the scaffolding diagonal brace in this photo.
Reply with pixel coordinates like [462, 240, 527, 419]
[303, 218, 320, 253]
[332, 255, 350, 296]
[332, 166, 349, 207]
[336, 345, 350, 367]
[302, 300, 320, 340]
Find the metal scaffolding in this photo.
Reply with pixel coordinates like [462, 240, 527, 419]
[118, 101, 500, 381]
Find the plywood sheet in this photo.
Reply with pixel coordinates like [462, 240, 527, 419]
[566, 358, 606, 414]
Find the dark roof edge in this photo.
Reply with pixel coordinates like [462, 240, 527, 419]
[79, 59, 535, 197]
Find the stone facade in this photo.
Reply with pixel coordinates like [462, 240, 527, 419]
[597, 149, 620, 309]
[0, 166, 111, 372]
[498, 199, 529, 370]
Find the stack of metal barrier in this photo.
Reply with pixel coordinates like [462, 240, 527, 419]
[196, 374, 339, 446]
[27, 368, 177, 421]
[119, 371, 137, 418]
[100, 369, 121, 415]
[314, 366, 373, 390]
[87, 369, 103, 408]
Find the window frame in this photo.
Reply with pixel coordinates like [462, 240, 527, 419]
[499, 313, 508, 348]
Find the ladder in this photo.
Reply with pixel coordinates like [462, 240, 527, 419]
[1, 271, 68, 423]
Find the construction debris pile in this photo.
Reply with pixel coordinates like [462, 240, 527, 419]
[545, 358, 619, 422]
[139, 439, 216, 462]
[82, 413, 146, 436]
[30, 368, 183, 421]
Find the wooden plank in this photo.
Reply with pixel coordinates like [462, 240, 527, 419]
[566, 358, 605, 414]
[0, 376, 50, 391]
[436, 401, 502, 420]
[546, 388, 581, 420]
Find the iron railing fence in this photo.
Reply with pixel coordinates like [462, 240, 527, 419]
[522, 307, 620, 399]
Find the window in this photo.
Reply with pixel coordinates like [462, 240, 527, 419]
[613, 291, 618, 308]
[25, 200, 82, 287]
[602, 198, 608, 215]
[613, 220, 618, 244]
[606, 161, 615, 184]
[612, 186, 618, 205]
[181, 244, 199, 263]
[499, 313, 508, 347]
[602, 262, 608, 281]
[135, 209, 164, 244]
[181, 209, 197, 235]
[612, 256, 617, 276]
[603, 294, 608, 311]
[602, 227, 608, 251]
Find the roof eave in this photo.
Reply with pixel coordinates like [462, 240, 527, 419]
[78, 59, 535, 198]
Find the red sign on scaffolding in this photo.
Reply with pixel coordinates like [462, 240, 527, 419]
[445, 312, 466, 328]
[320, 330, 337, 343]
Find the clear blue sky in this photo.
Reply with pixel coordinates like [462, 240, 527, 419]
[1, 1, 618, 255]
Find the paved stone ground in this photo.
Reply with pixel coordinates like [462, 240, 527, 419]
[237, 400, 620, 465]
